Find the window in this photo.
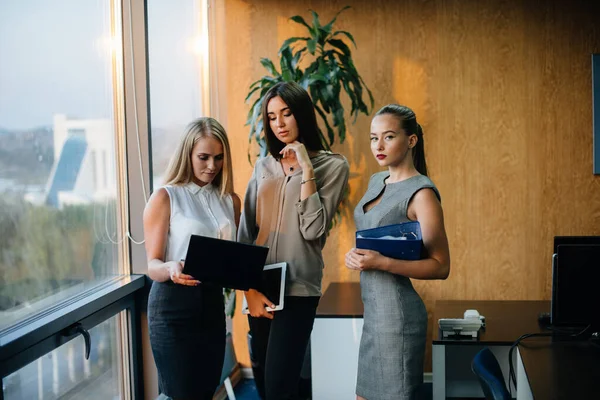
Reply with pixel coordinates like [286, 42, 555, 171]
[4, 314, 124, 400]
[0, 1, 145, 399]
[0, 0, 122, 331]
[147, 0, 210, 186]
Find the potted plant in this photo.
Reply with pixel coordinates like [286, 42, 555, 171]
[245, 6, 374, 159]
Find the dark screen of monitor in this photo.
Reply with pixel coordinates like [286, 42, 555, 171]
[553, 244, 600, 327]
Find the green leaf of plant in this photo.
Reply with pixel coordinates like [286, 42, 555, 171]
[322, 6, 351, 34]
[349, 78, 367, 116]
[289, 15, 312, 31]
[307, 73, 327, 84]
[291, 47, 307, 70]
[317, 28, 329, 46]
[244, 85, 263, 103]
[332, 106, 346, 143]
[316, 58, 329, 76]
[247, 97, 263, 137]
[327, 38, 351, 57]
[332, 30, 357, 48]
[249, 78, 262, 90]
[319, 84, 334, 113]
[245, 96, 262, 124]
[309, 9, 321, 30]
[278, 37, 309, 55]
[260, 58, 280, 77]
[314, 104, 335, 146]
[280, 47, 294, 81]
[340, 76, 360, 121]
[307, 39, 317, 55]
[359, 75, 375, 110]
[254, 118, 264, 141]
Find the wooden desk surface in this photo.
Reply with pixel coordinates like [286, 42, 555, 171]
[316, 282, 363, 318]
[519, 340, 600, 399]
[433, 300, 550, 345]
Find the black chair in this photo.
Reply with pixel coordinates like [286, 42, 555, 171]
[471, 347, 511, 400]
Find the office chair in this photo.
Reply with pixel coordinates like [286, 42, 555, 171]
[471, 347, 511, 400]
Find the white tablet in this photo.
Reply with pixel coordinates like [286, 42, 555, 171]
[242, 262, 287, 314]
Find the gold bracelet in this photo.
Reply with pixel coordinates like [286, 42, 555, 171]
[300, 177, 316, 185]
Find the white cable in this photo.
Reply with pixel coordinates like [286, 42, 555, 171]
[106, 196, 125, 244]
[127, 230, 146, 245]
[101, 0, 147, 246]
[93, 201, 111, 244]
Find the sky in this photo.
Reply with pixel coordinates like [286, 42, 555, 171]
[0, 0, 201, 130]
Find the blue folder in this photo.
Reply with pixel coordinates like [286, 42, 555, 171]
[355, 221, 423, 260]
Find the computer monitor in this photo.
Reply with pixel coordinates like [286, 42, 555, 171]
[551, 239, 600, 330]
[553, 236, 600, 253]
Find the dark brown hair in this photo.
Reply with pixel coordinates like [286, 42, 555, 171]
[375, 104, 428, 176]
[262, 81, 325, 158]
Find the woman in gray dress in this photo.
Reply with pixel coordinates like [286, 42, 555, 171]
[345, 104, 451, 400]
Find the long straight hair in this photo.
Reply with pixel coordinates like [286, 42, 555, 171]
[261, 81, 326, 158]
[163, 117, 234, 196]
[375, 104, 428, 176]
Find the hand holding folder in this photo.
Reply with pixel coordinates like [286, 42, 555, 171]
[355, 221, 423, 260]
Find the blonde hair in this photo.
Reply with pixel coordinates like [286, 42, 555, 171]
[163, 117, 234, 197]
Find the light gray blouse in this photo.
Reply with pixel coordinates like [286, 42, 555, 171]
[238, 152, 349, 296]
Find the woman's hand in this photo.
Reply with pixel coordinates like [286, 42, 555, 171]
[345, 248, 386, 271]
[280, 141, 312, 172]
[245, 289, 276, 319]
[168, 260, 201, 286]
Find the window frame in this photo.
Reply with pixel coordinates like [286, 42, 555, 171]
[0, 275, 145, 381]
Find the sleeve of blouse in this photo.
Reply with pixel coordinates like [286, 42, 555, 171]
[295, 158, 350, 241]
[237, 164, 259, 244]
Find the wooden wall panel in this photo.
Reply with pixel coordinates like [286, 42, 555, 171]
[212, 0, 600, 371]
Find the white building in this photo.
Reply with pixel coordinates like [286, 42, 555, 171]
[40, 114, 116, 208]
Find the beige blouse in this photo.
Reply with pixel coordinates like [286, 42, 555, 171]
[238, 151, 349, 296]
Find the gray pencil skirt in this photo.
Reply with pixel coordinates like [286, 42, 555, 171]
[357, 270, 428, 400]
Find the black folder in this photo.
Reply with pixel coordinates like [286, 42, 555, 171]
[182, 234, 269, 290]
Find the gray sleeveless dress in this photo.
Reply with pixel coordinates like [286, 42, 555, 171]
[354, 172, 440, 400]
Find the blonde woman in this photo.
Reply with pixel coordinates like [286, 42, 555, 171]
[144, 117, 241, 400]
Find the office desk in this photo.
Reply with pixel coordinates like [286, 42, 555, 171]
[432, 300, 549, 399]
[311, 282, 363, 399]
[516, 339, 600, 400]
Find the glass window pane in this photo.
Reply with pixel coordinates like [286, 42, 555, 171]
[3, 313, 126, 400]
[0, 1, 123, 330]
[147, 0, 206, 185]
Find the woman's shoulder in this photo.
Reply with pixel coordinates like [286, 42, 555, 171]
[411, 174, 436, 186]
[253, 155, 278, 173]
[411, 175, 441, 201]
[145, 186, 171, 213]
[314, 151, 348, 170]
[151, 185, 171, 199]
[159, 183, 191, 196]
